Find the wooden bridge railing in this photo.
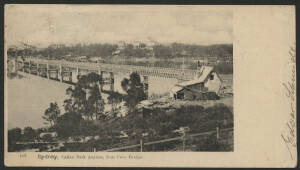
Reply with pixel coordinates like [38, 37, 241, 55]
[27, 59, 199, 80]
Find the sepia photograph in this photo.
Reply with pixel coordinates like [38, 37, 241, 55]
[4, 4, 297, 167]
[5, 5, 233, 152]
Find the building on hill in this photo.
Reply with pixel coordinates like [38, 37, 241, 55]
[74, 56, 87, 62]
[112, 49, 121, 56]
[170, 66, 222, 100]
[89, 56, 105, 63]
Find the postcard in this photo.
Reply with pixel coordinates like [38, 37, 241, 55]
[4, 5, 296, 167]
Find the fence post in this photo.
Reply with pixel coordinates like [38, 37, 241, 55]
[59, 64, 63, 82]
[182, 132, 186, 151]
[36, 63, 39, 76]
[46, 63, 49, 79]
[140, 139, 143, 152]
[29, 62, 31, 74]
[216, 126, 220, 141]
[69, 71, 72, 82]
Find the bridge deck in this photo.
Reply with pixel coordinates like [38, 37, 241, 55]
[27, 59, 199, 80]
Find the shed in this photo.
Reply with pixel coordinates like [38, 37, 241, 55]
[170, 66, 222, 100]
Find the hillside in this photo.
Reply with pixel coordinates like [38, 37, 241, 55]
[7, 43, 233, 61]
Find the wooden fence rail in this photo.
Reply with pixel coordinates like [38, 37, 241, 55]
[14, 127, 233, 152]
[100, 127, 233, 152]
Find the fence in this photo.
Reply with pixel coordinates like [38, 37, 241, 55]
[100, 127, 233, 152]
[13, 127, 233, 152]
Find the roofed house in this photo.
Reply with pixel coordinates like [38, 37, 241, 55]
[170, 66, 222, 100]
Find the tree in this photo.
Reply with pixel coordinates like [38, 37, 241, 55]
[54, 112, 83, 138]
[7, 47, 17, 57]
[8, 128, 22, 144]
[63, 98, 73, 113]
[86, 85, 105, 120]
[43, 102, 60, 126]
[12, 42, 233, 61]
[36, 128, 46, 139]
[153, 44, 172, 59]
[63, 86, 76, 112]
[64, 72, 104, 120]
[8, 127, 22, 151]
[23, 126, 36, 141]
[107, 91, 124, 118]
[77, 72, 101, 89]
[41, 134, 54, 142]
[69, 84, 87, 114]
[121, 72, 146, 112]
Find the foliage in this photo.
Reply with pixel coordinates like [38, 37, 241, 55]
[87, 85, 105, 120]
[107, 91, 124, 104]
[7, 43, 232, 61]
[23, 126, 36, 142]
[107, 91, 125, 118]
[121, 72, 146, 111]
[125, 104, 233, 138]
[63, 72, 105, 120]
[120, 44, 152, 58]
[55, 103, 233, 151]
[43, 102, 60, 126]
[77, 72, 102, 89]
[63, 98, 73, 113]
[41, 134, 54, 142]
[54, 112, 83, 138]
[152, 44, 173, 59]
[195, 134, 231, 151]
[7, 72, 19, 79]
[78, 120, 100, 136]
[214, 62, 233, 74]
[8, 128, 22, 144]
[36, 128, 46, 136]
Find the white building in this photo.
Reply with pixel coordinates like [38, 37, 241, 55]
[170, 66, 222, 100]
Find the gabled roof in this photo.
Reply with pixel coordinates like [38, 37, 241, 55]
[177, 66, 214, 87]
[170, 66, 218, 93]
[170, 86, 184, 93]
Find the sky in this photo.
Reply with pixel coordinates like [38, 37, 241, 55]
[5, 5, 233, 48]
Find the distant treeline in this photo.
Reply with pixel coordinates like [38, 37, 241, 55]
[7, 43, 232, 60]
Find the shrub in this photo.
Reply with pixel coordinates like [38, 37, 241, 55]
[214, 62, 233, 74]
[195, 134, 230, 151]
[41, 134, 54, 142]
[54, 112, 83, 138]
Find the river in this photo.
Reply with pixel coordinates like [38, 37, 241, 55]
[6, 71, 180, 130]
[6, 73, 71, 130]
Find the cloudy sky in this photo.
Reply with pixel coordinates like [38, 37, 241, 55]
[5, 5, 232, 47]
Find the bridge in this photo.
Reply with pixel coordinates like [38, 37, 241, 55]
[16, 59, 200, 81]
[15, 58, 201, 95]
[19, 58, 198, 76]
